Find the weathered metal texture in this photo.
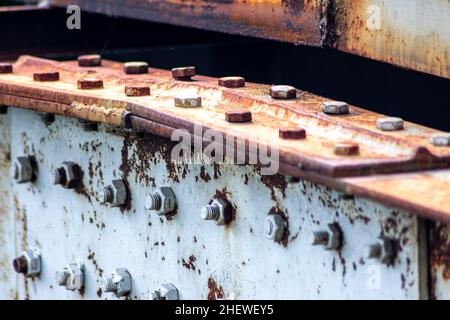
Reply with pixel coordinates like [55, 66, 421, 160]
[3, 108, 424, 299]
[428, 221, 450, 299]
[1, 56, 450, 180]
[331, 0, 450, 79]
[46, 0, 450, 79]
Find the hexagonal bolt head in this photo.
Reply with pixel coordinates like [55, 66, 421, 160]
[334, 142, 360, 156]
[200, 198, 231, 226]
[124, 61, 149, 74]
[310, 223, 342, 250]
[145, 187, 176, 216]
[218, 77, 245, 88]
[174, 95, 202, 108]
[265, 215, 286, 242]
[430, 133, 450, 147]
[322, 101, 349, 115]
[171, 66, 196, 80]
[269, 85, 297, 99]
[97, 180, 127, 207]
[55, 261, 85, 291]
[78, 54, 102, 67]
[13, 247, 41, 278]
[13, 156, 35, 184]
[376, 117, 404, 131]
[364, 237, 396, 264]
[52, 162, 82, 189]
[151, 283, 179, 300]
[101, 268, 132, 297]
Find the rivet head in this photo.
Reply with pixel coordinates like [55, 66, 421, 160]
[334, 142, 360, 156]
[376, 117, 404, 131]
[172, 66, 196, 80]
[225, 110, 252, 123]
[124, 61, 149, 74]
[78, 54, 102, 67]
[125, 85, 151, 97]
[430, 133, 450, 147]
[0, 63, 13, 74]
[218, 76, 245, 88]
[77, 78, 103, 90]
[174, 95, 201, 108]
[269, 85, 297, 99]
[33, 71, 59, 82]
[322, 101, 349, 115]
[279, 127, 306, 140]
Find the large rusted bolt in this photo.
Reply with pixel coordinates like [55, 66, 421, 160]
[334, 142, 360, 156]
[225, 110, 252, 123]
[218, 77, 245, 88]
[101, 268, 132, 297]
[55, 261, 85, 291]
[151, 283, 179, 300]
[269, 85, 297, 99]
[78, 119, 98, 131]
[172, 66, 196, 80]
[124, 61, 149, 74]
[174, 95, 202, 108]
[376, 117, 404, 131]
[310, 223, 342, 250]
[279, 127, 306, 140]
[125, 85, 150, 97]
[52, 161, 82, 189]
[145, 187, 176, 216]
[33, 71, 59, 82]
[13, 247, 41, 278]
[97, 180, 127, 207]
[430, 133, 450, 147]
[78, 54, 102, 67]
[364, 237, 396, 264]
[0, 63, 13, 74]
[201, 198, 232, 226]
[265, 215, 286, 242]
[78, 78, 103, 90]
[13, 156, 35, 183]
[322, 101, 349, 115]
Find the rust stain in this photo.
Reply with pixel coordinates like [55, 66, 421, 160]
[429, 221, 450, 299]
[207, 277, 225, 300]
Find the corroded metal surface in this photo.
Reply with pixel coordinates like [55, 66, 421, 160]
[46, 0, 450, 78]
[429, 221, 450, 299]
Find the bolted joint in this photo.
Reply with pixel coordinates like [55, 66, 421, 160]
[376, 117, 404, 131]
[52, 162, 82, 189]
[151, 283, 179, 300]
[97, 180, 127, 207]
[174, 94, 202, 108]
[171, 66, 196, 80]
[13, 247, 41, 278]
[101, 268, 132, 297]
[364, 237, 396, 264]
[55, 261, 85, 291]
[322, 101, 349, 115]
[200, 198, 232, 226]
[145, 187, 177, 216]
[265, 215, 286, 242]
[269, 85, 297, 99]
[310, 223, 342, 250]
[13, 156, 36, 184]
[430, 133, 450, 147]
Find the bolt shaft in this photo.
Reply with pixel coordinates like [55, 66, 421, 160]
[365, 244, 382, 259]
[102, 277, 116, 293]
[101, 186, 114, 203]
[311, 231, 329, 246]
[13, 256, 28, 274]
[55, 270, 70, 286]
[146, 192, 162, 210]
[201, 204, 220, 220]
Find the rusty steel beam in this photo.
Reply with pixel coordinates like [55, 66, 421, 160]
[1, 55, 450, 222]
[43, 0, 450, 79]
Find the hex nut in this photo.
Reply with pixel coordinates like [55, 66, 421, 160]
[172, 66, 196, 79]
[52, 162, 82, 189]
[124, 61, 149, 74]
[151, 283, 179, 300]
[200, 198, 231, 226]
[364, 237, 396, 264]
[13, 247, 41, 278]
[78, 78, 103, 90]
[334, 142, 360, 156]
[279, 127, 306, 140]
[13, 156, 35, 183]
[55, 261, 85, 291]
[33, 71, 59, 82]
[101, 268, 132, 297]
[218, 77, 245, 88]
[376, 117, 404, 131]
[430, 133, 450, 147]
[322, 101, 349, 115]
[78, 54, 102, 67]
[269, 85, 297, 99]
[174, 95, 202, 108]
[145, 187, 176, 216]
[225, 110, 252, 123]
[310, 223, 342, 250]
[265, 215, 286, 242]
[97, 180, 127, 207]
[0, 63, 13, 74]
[125, 85, 150, 97]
